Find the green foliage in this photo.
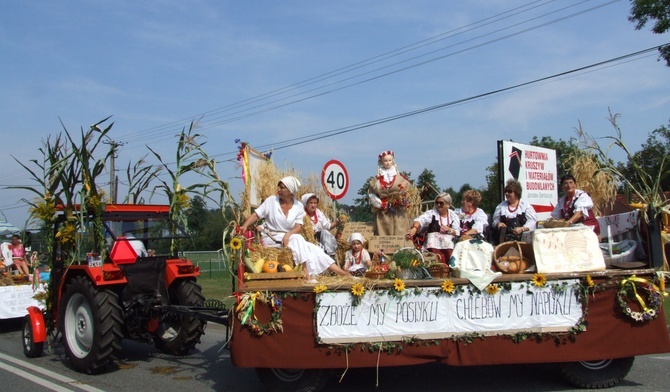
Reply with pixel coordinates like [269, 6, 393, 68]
[529, 135, 583, 180]
[351, 176, 375, 222]
[628, 0, 670, 66]
[416, 169, 439, 203]
[616, 124, 670, 194]
[577, 111, 669, 220]
[123, 154, 161, 204]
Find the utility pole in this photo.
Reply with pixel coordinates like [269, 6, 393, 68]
[103, 139, 125, 204]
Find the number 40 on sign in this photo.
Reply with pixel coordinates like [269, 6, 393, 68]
[321, 160, 349, 200]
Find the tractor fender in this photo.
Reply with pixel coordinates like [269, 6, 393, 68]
[26, 306, 46, 343]
[60, 264, 128, 288]
[165, 259, 199, 287]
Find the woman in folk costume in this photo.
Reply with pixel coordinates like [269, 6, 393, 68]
[240, 176, 349, 278]
[551, 174, 601, 236]
[492, 179, 537, 244]
[301, 193, 339, 258]
[406, 193, 461, 263]
[368, 150, 413, 236]
[455, 189, 489, 241]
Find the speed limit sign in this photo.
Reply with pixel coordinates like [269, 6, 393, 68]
[321, 160, 349, 200]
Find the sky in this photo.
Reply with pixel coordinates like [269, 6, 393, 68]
[1, 0, 669, 230]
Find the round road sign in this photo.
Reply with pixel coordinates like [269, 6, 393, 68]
[321, 160, 349, 200]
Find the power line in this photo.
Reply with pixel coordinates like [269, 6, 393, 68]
[115, 0, 612, 145]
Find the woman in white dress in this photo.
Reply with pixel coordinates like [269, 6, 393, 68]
[240, 176, 349, 278]
[406, 193, 460, 263]
[492, 179, 537, 244]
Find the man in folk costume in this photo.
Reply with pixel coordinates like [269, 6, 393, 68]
[368, 150, 413, 236]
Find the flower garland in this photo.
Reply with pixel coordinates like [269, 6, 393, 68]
[382, 190, 411, 213]
[235, 291, 283, 335]
[616, 275, 665, 322]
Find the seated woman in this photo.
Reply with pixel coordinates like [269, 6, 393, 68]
[551, 174, 601, 236]
[240, 176, 349, 278]
[343, 233, 371, 276]
[406, 193, 460, 263]
[10, 234, 31, 275]
[301, 193, 339, 259]
[492, 179, 537, 244]
[455, 190, 489, 241]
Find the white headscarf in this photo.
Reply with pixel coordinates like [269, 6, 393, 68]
[347, 232, 366, 245]
[301, 193, 318, 206]
[279, 176, 301, 195]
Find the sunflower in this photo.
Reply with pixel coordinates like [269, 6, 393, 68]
[441, 279, 455, 294]
[486, 284, 500, 295]
[351, 283, 365, 297]
[531, 273, 547, 288]
[230, 237, 243, 251]
[585, 275, 594, 288]
[314, 284, 328, 294]
[394, 278, 405, 292]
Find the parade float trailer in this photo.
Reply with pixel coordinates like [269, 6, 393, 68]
[229, 214, 670, 391]
[228, 141, 669, 391]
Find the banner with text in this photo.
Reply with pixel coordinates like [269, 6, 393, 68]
[316, 280, 582, 343]
[500, 141, 558, 221]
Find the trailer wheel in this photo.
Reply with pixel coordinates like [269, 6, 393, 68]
[559, 357, 634, 389]
[256, 368, 330, 392]
[154, 279, 205, 355]
[22, 314, 44, 358]
[60, 275, 123, 374]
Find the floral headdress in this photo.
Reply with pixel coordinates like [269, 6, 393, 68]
[378, 150, 394, 162]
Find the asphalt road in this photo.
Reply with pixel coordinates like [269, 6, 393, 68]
[1, 317, 669, 392]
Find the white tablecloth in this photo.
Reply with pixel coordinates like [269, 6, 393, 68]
[0, 284, 44, 319]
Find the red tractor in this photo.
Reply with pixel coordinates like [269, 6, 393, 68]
[22, 204, 225, 374]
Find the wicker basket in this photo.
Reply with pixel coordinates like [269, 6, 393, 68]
[493, 241, 535, 274]
[428, 263, 450, 278]
[364, 270, 388, 280]
[542, 219, 571, 228]
[600, 239, 637, 268]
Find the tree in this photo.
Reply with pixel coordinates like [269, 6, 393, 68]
[529, 136, 582, 181]
[628, 0, 670, 66]
[616, 124, 670, 197]
[415, 169, 439, 204]
[350, 176, 374, 222]
[186, 195, 208, 235]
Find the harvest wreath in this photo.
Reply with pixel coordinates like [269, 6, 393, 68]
[235, 291, 283, 335]
[616, 275, 665, 322]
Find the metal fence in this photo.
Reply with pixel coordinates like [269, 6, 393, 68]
[178, 250, 229, 276]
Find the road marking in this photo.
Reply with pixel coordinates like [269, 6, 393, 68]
[0, 352, 106, 392]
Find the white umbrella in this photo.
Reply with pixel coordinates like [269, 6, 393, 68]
[0, 220, 21, 236]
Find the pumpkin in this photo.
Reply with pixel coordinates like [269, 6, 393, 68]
[263, 260, 279, 273]
[281, 264, 293, 272]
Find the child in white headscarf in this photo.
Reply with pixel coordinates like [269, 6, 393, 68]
[343, 233, 370, 276]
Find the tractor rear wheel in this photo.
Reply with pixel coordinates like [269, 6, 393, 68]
[59, 275, 123, 374]
[154, 279, 205, 355]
